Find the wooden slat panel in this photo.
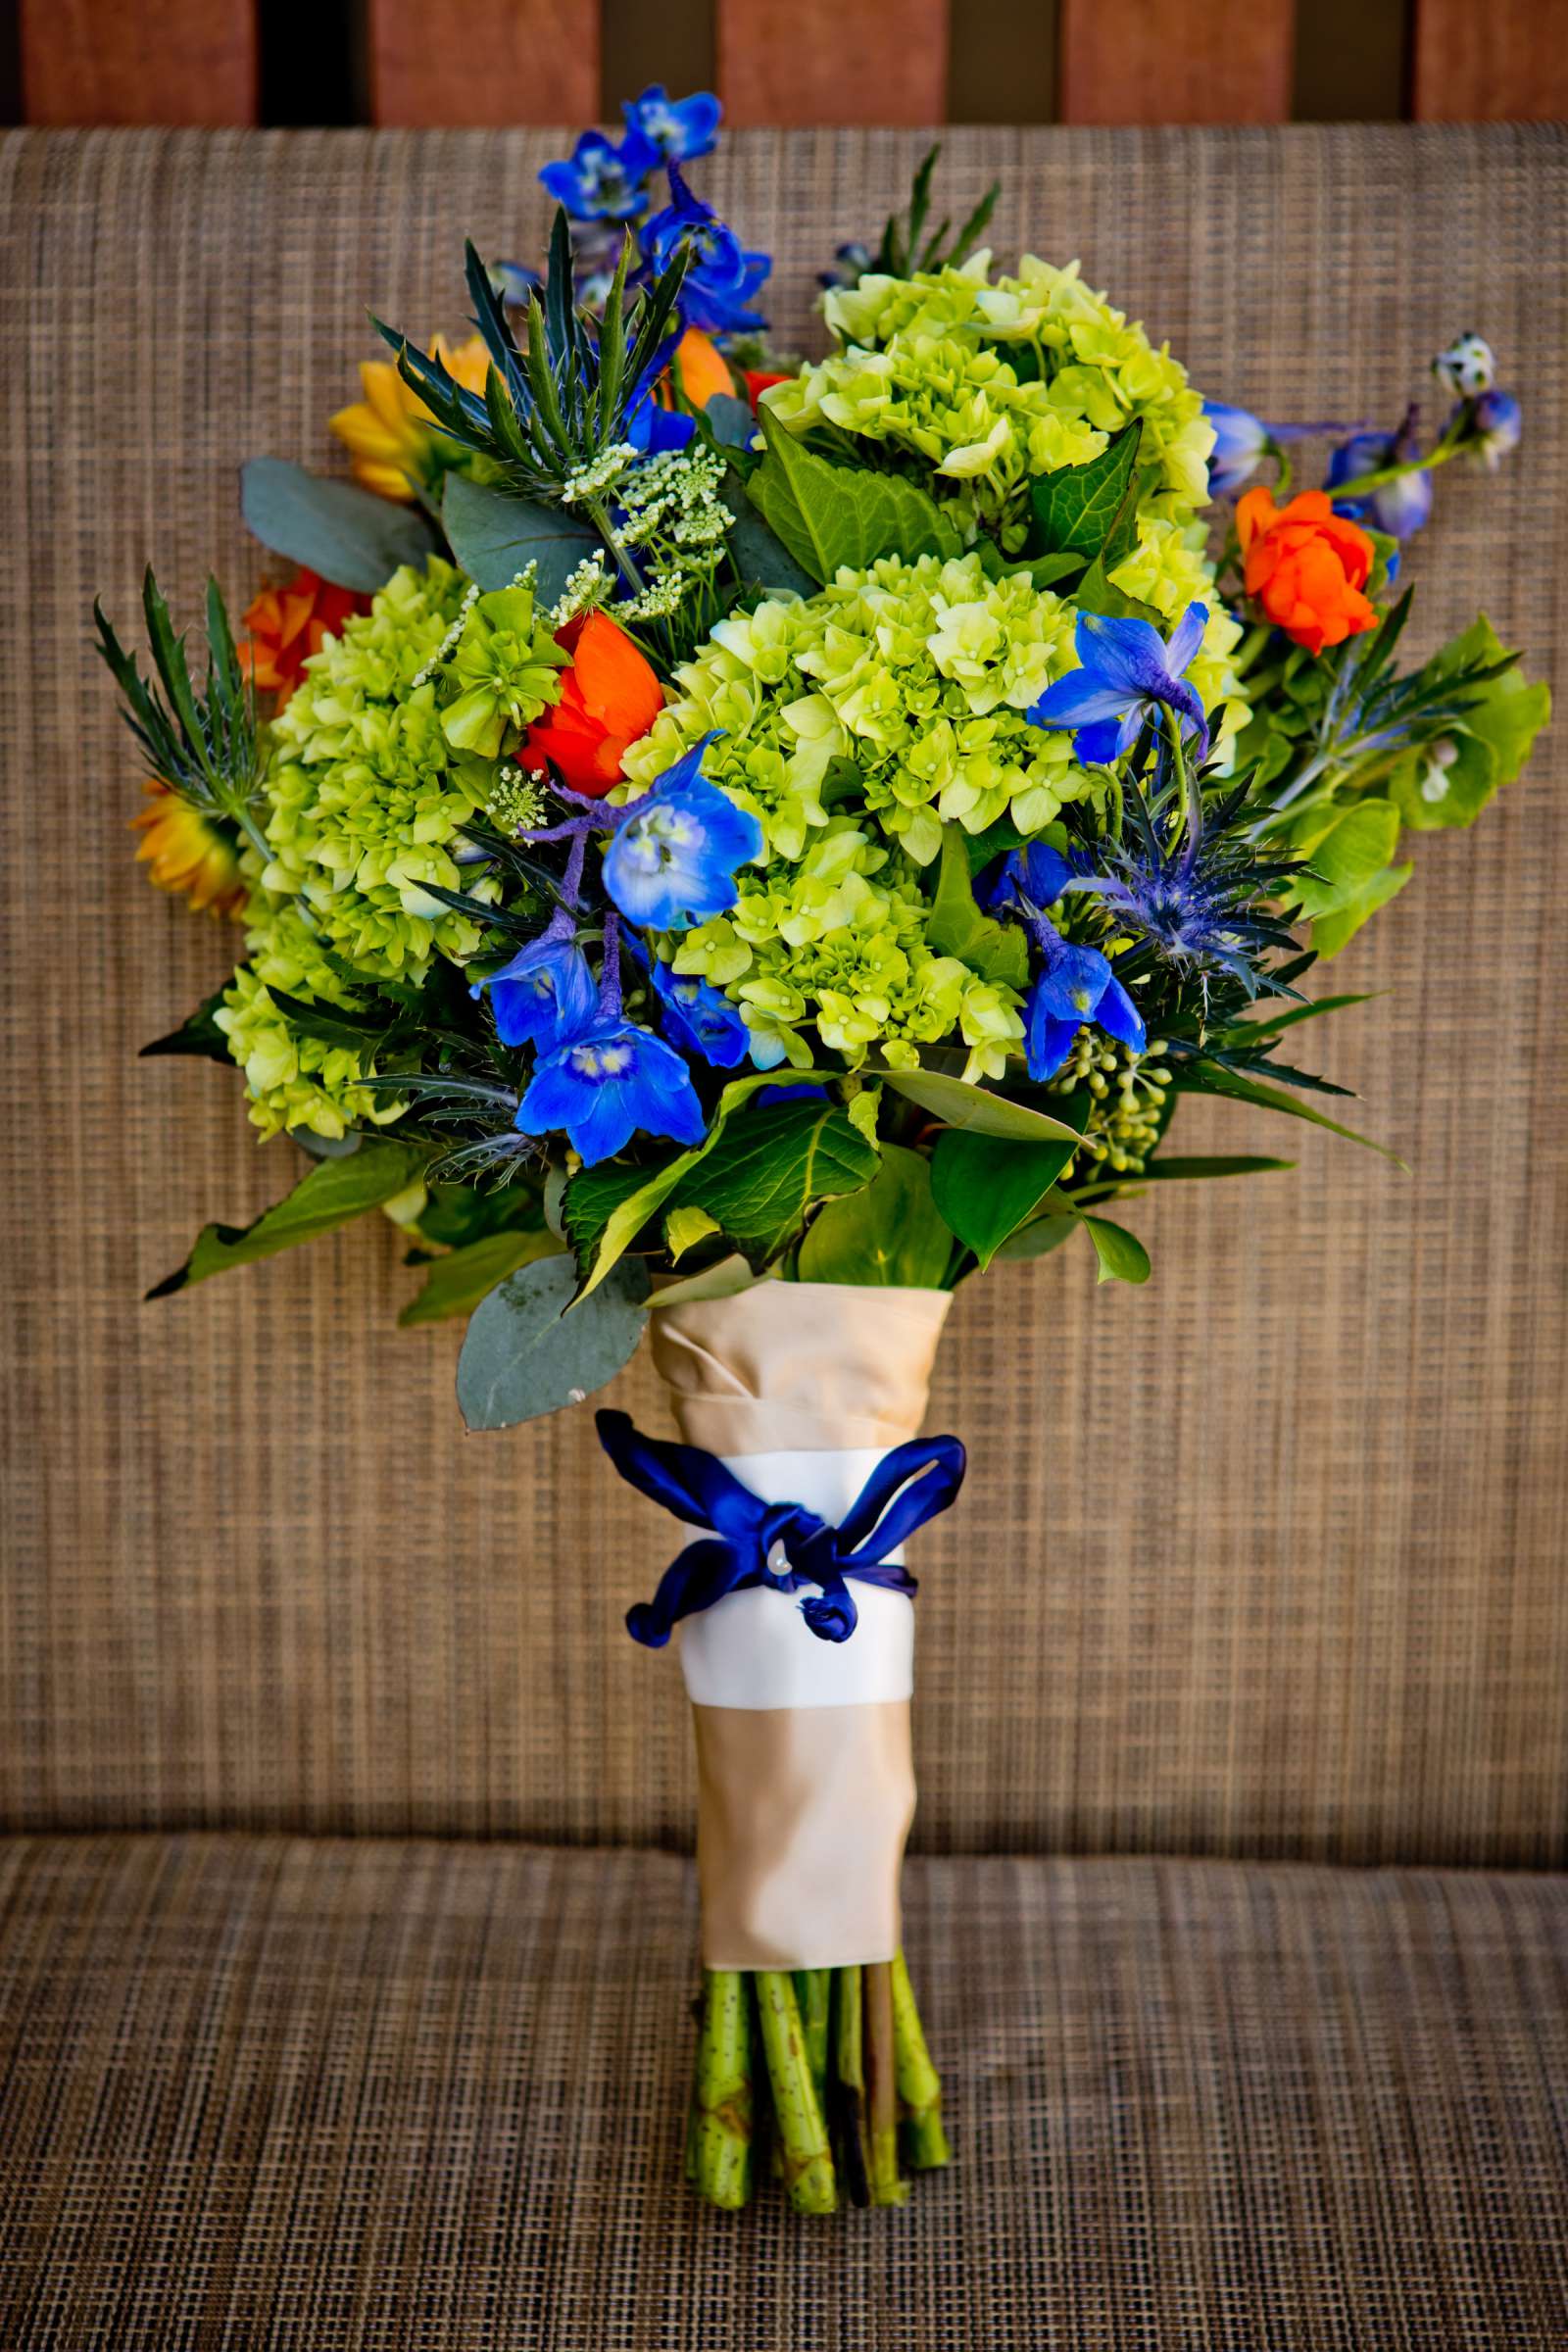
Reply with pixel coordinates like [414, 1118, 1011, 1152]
[718, 0, 948, 126]
[1059, 0, 1295, 124]
[367, 0, 600, 127]
[21, 0, 257, 125]
[1411, 0, 1568, 121]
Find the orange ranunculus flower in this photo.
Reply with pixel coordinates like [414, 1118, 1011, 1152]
[658, 326, 735, 413]
[130, 781, 248, 919]
[517, 612, 664, 798]
[744, 368, 791, 413]
[1236, 486, 1379, 657]
[240, 567, 368, 709]
[329, 333, 490, 502]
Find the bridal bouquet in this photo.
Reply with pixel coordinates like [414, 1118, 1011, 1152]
[102, 88, 1546, 2213]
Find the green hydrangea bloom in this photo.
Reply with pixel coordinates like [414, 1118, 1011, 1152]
[258, 562, 558, 979]
[623, 551, 1114, 1073]
[214, 903, 405, 1141]
[764, 252, 1213, 555]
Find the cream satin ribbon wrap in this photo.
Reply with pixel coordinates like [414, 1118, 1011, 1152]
[650, 1281, 953, 1971]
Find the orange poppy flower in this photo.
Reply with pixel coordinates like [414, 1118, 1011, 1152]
[517, 612, 664, 798]
[240, 568, 368, 708]
[1237, 487, 1378, 657]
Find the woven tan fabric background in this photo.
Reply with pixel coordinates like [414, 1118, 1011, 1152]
[1, 125, 1564, 1861]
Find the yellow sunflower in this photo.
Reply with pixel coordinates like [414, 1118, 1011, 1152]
[130, 781, 248, 920]
[329, 333, 491, 502]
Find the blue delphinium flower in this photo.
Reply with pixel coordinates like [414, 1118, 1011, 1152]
[602, 733, 762, 929]
[473, 923, 597, 1052]
[540, 128, 660, 222]
[648, 956, 750, 1068]
[1328, 414, 1433, 539]
[1466, 387, 1522, 470]
[1202, 402, 1351, 498]
[1024, 932, 1146, 1082]
[516, 1020, 707, 1162]
[817, 240, 872, 294]
[623, 84, 721, 164]
[640, 166, 770, 336]
[1029, 605, 1210, 765]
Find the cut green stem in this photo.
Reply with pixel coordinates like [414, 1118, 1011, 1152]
[863, 1961, 908, 2206]
[891, 1952, 951, 2171]
[690, 1970, 755, 2209]
[755, 1971, 838, 2214]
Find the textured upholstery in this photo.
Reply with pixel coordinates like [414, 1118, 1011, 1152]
[0, 124, 1565, 1864]
[1, 1836, 1565, 2347]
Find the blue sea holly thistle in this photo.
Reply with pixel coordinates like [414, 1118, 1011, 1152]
[1029, 604, 1210, 765]
[514, 912, 707, 1164]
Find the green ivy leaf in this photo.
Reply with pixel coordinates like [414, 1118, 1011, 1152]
[398, 1228, 559, 1327]
[441, 472, 599, 599]
[671, 1100, 880, 1268]
[747, 413, 962, 585]
[797, 1144, 955, 1287]
[241, 459, 437, 594]
[1025, 420, 1144, 574]
[456, 1252, 649, 1430]
[926, 826, 1029, 987]
[929, 1124, 1084, 1270]
[880, 1066, 1084, 1146]
[148, 1138, 431, 1297]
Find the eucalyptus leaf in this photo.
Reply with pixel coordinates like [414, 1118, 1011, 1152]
[456, 1252, 649, 1429]
[148, 1138, 431, 1297]
[797, 1144, 954, 1288]
[748, 414, 961, 585]
[881, 1067, 1084, 1145]
[241, 458, 437, 594]
[398, 1227, 558, 1326]
[441, 472, 599, 599]
[704, 394, 758, 450]
[930, 1126, 1083, 1270]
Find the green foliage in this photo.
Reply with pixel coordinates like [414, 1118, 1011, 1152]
[1025, 420, 1145, 578]
[721, 464, 817, 597]
[1386, 616, 1550, 833]
[874, 144, 1000, 278]
[148, 1138, 431, 1297]
[139, 983, 237, 1065]
[930, 1126, 1083, 1270]
[1175, 1062, 1406, 1164]
[926, 828, 1028, 989]
[1080, 1213, 1151, 1286]
[95, 568, 262, 835]
[376, 221, 688, 504]
[240, 459, 437, 593]
[456, 1252, 649, 1429]
[399, 1225, 558, 1327]
[668, 1098, 881, 1269]
[746, 413, 963, 586]
[879, 1066, 1082, 1145]
[797, 1145, 955, 1288]
[440, 473, 599, 600]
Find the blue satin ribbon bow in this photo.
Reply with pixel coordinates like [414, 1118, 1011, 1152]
[597, 1409, 966, 1648]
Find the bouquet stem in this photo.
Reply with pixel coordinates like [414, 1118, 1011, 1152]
[684, 1955, 945, 2211]
[690, 1970, 755, 2209]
